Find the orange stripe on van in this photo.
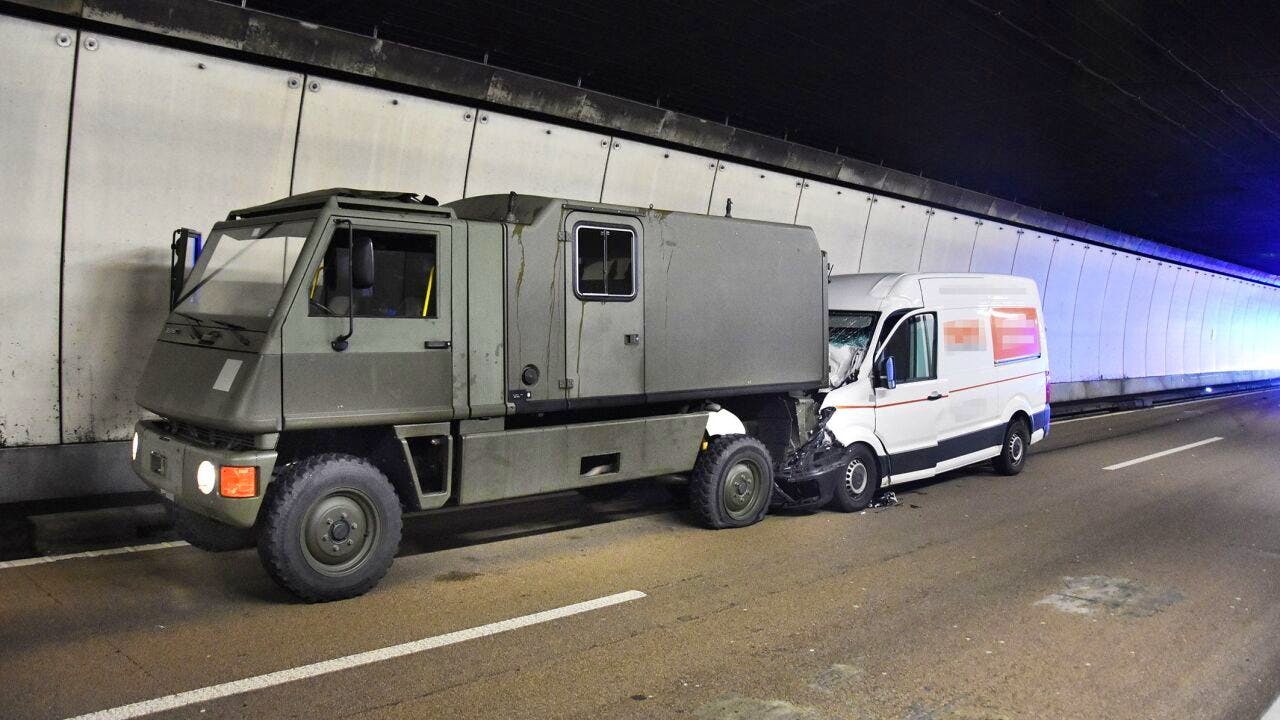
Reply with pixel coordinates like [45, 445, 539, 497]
[834, 370, 1046, 409]
[949, 370, 1046, 394]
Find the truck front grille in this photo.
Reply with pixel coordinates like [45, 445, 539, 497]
[166, 420, 255, 451]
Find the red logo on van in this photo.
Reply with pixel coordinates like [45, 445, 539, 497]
[991, 307, 1041, 364]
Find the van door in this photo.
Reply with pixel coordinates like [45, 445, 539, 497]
[563, 212, 644, 402]
[874, 311, 946, 480]
[281, 216, 453, 427]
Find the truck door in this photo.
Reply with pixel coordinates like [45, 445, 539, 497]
[281, 216, 454, 427]
[563, 212, 644, 402]
[873, 310, 946, 479]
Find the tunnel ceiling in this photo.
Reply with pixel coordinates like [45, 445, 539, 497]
[226, 0, 1280, 275]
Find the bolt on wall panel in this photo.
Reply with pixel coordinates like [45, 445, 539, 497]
[1098, 252, 1138, 380]
[1122, 259, 1159, 379]
[1010, 232, 1056, 304]
[1041, 240, 1086, 382]
[794, 183, 872, 276]
[918, 211, 979, 272]
[707, 162, 803, 223]
[0, 16, 75, 447]
[292, 77, 473, 201]
[858, 198, 932, 273]
[968, 221, 1019, 274]
[62, 34, 301, 442]
[1144, 264, 1179, 377]
[600, 141, 717, 214]
[1070, 248, 1116, 382]
[465, 112, 609, 200]
[1164, 268, 1194, 376]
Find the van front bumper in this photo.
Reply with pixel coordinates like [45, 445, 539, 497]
[131, 420, 278, 529]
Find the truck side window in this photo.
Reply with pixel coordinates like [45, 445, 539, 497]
[574, 225, 635, 300]
[880, 313, 937, 383]
[309, 229, 438, 319]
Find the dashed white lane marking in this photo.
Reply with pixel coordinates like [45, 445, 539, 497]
[1054, 388, 1271, 425]
[63, 589, 648, 720]
[0, 541, 189, 569]
[1103, 436, 1224, 471]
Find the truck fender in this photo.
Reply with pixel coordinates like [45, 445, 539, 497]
[705, 408, 747, 437]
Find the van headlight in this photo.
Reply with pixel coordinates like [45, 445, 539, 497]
[131, 432, 140, 461]
[196, 460, 216, 495]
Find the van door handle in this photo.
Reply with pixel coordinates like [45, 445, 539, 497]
[927, 392, 943, 401]
[424, 341, 451, 350]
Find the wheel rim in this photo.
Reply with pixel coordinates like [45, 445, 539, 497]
[722, 460, 764, 520]
[844, 459, 868, 496]
[1010, 434, 1025, 464]
[300, 488, 379, 577]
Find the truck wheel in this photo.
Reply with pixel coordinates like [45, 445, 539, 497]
[172, 504, 255, 552]
[827, 446, 879, 513]
[689, 435, 773, 529]
[257, 454, 402, 602]
[993, 418, 1031, 476]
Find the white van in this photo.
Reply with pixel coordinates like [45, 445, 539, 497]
[816, 273, 1050, 511]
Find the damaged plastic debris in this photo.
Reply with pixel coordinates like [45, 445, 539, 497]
[868, 490, 899, 509]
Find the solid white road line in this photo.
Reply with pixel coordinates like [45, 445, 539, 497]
[1103, 437, 1223, 471]
[1055, 388, 1272, 426]
[63, 589, 648, 720]
[1262, 692, 1280, 720]
[0, 541, 189, 570]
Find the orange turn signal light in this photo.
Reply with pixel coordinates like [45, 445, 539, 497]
[219, 466, 258, 498]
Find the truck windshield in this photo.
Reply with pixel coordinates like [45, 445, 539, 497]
[828, 310, 878, 387]
[173, 219, 313, 329]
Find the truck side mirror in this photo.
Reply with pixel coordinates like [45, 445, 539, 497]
[877, 355, 897, 390]
[351, 235, 375, 290]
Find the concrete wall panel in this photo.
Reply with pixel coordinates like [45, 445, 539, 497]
[707, 162, 802, 223]
[1196, 274, 1223, 373]
[794, 183, 872, 276]
[1099, 252, 1138, 380]
[1122, 259, 1159, 379]
[1164, 268, 1194, 375]
[1181, 272, 1210, 374]
[465, 112, 609, 199]
[1220, 281, 1244, 372]
[1071, 248, 1116, 382]
[62, 33, 301, 442]
[1010, 232, 1056, 303]
[600, 141, 717, 213]
[1145, 264, 1179, 377]
[858, 199, 931, 272]
[1041, 240, 1086, 382]
[0, 16, 75, 447]
[292, 76, 473, 201]
[968, 221, 1019, 274]
[919, 211, 979, 272]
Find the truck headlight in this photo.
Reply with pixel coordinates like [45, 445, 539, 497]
[196, 460, 216, 495]
[131, 432, 139, 461]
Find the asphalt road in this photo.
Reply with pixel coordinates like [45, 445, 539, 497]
[3, 390, 1280, 720]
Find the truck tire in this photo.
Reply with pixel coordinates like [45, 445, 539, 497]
[172, 504, 256, 552]
[993, 418, 1031, 476]
[257, 454, 403, 602]
[689, 434, 773, 529]
[827, 445, 879, 513]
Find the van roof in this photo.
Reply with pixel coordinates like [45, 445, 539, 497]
[829, 272, 1040, 312]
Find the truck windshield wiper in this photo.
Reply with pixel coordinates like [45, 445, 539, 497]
[205, 318, 253, 346]
[172, 312, 211, 342]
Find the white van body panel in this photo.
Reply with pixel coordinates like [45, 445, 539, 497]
[823, 272, 1050, 486]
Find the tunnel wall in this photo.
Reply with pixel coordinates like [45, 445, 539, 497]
[2, 13, 1279, 501]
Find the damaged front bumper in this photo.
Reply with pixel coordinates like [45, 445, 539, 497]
[131, 419, 278, 529]
[771, 409, 859, 510]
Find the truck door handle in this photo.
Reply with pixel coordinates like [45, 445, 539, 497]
[424, 341, 451, 350]
[927, 392, 943, 401]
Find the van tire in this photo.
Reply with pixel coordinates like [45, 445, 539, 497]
[257, 454, 402, 602]
[994, 418, 1031, 476]
[172, 504, 255, 552]
[828, 445, 879, 512]
[689, 435, 773, 529]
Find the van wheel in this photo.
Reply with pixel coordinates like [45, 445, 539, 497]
[994, 418, 1031, 476]
[827, 446, 879, 512]
[257, 454, 402, 602]
[689, 435, 773, 529]
[172, 504, 255, 552]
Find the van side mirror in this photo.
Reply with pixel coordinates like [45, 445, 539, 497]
[351, 235, 375, 290]
[877, 356, 897, 390]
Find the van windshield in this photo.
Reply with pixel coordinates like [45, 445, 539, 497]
[828, 310, 878, 387]
[172, 219, 313, 330]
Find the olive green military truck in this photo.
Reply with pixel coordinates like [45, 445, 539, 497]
[132, 189, 828, 601]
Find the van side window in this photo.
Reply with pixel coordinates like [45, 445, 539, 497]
[574, 225, 636, 300]
[881, 313, 937, 383]
[309, 229, 439, 319]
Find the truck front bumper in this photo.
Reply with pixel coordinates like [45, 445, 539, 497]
[131, 419, 278, 529]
